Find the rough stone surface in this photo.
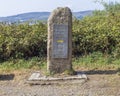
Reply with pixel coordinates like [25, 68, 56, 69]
[27, 72, 87, 85]
[47, 7, 72, 73]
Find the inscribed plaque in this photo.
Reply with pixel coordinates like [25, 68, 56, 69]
[52, 24, 68, 58]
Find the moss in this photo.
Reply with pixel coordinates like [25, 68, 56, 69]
[63, 68, 76, 75]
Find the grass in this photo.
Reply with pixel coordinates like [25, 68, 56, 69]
[0, 52, 120, 73]
[0, 57, 47, 73]
[73, 52, 120, 71]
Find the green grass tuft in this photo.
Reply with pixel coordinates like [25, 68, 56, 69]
[0, 57, 47, 73]
[73, 52, 120, 70]
[0, 52, 120, 73]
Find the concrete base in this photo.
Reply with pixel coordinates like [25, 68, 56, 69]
[27, 72, 88, 85]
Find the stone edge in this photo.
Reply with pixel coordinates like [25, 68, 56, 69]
[26, 72, 88, 85]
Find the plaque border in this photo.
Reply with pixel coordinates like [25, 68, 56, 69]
[52, 24, 68, 58]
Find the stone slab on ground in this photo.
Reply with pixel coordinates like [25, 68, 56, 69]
[26, 72, 88, 85]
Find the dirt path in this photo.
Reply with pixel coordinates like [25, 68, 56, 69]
[0, 71, 120, 96]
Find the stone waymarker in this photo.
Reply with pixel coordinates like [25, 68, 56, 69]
[27, 8, 87, 84]
[47, 7, 72, 73]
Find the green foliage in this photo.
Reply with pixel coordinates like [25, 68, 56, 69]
[0, 57, 46, 72]
[72, 5, 120, 56]
[0, 53, 119, 72]
[0, 21, 47, 61]
[73, 52, 120, 70]
[0, 2, 120, 62]
[94, 1, 120, 16]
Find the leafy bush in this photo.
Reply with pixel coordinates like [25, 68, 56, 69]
[0, 2, 120, 61]
[72, 13, 120, 56]
[0, 22, 47, 61]
[72, 2, 120, 56]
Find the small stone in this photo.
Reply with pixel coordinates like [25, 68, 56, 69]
[28, 72, 41, 80]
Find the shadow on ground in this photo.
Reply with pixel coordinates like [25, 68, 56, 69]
[77, 70, 119, 75]
[0, 74, 15, 81]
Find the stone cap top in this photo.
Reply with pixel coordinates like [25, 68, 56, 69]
[48, 7, 72, 23]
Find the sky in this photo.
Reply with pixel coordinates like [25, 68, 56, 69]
[0, 0, 120, 17]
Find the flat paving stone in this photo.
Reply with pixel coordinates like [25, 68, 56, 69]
[27, 72, 88, 85]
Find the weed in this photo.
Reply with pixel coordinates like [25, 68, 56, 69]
[0, 52, 120, 73]
[117, 67, 120, 75]
[73, 52, 120, 70]
[0, 57, 47, 73]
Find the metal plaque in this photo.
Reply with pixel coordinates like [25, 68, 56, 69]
[52, 24, 68, 58]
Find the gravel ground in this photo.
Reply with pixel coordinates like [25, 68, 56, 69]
[0, 71, 120, 96]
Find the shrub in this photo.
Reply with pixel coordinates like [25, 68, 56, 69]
[0, 22, 47, 61]
[0, 3, 120, 61]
